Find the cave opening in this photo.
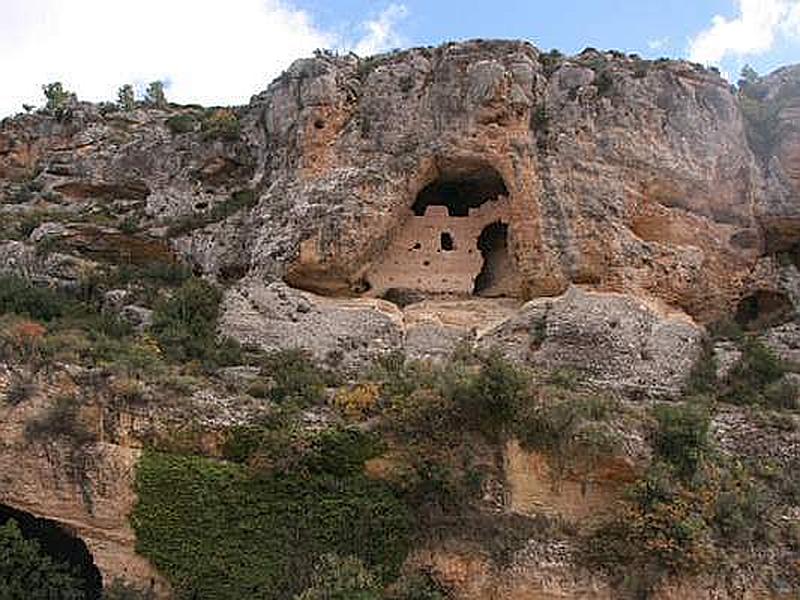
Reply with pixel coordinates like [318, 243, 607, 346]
[473, 221, 512, 296]
[734, 290, 795, 330]
[411, 164, 508, 217]
[0, 503, 103, 599]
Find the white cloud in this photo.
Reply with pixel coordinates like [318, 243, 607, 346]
[688, 0, 800, 65]
[648, 37, 670, 51]
[353, 4, 409, 57]
[0, 0, 408, 118]
[788, 2, 800, 37]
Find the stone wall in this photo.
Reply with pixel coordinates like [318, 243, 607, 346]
[366, 197, 515, 296]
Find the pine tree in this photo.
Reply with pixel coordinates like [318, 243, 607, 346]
[117, 84, 135, 111]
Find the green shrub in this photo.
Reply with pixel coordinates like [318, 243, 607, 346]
[0, 275, 66, 322]
[112, 261, 193, 289]
[514, 393, 580, 455]
[304, 428, 383, 476]
[117, 85, 136, 112]
[4, 375, 37, 405]
[531, 104, 549, 131]
[382, 387, 456, 443]
[514, 387, 621, 479]
[144, 81, 167, 108]
[0, 274, 133, 343]
[712, 465, 771, 546]
[223, 414, 380, 477]
[165, 114, 196, 135]
[245, 380, 271, 399]
[0, 519, 87, 600]
[652, 402, 711, 480]
[724, 338, 786, 406]
[397, 458, 474, 515]
[539, 49, 564, 77]
[762, 377, 800, 410]
[260, 348, 329, 405]
[42, 82, 76, 120]
[595, 70, 614, 96]
[686, 341, 718, 396]
[708, 318, 744, 341]
[583, 462, 714, 595]
[132, 451, 412, 599]
[150, 278, 229, 365]
[294, 554, 381, 600]
[201, 108, 241, 140]
[452, 353, 529, 438]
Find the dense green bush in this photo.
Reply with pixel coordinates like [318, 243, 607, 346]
[539, 49, 564, 77]
[450, 353, 529, 439]
[117, 85, 136, 112]
[150, 277, 242, 367]
[712, 464, 772, 546]
[165, 114, 196, 135]
[0, 519, 86, 600]
[372, 351, 532, 441]
[132, 451, 412, 599]
[201, 108, 241, 140]
[724, 338, 787, 406]
[584, 462, 714, 596]
[259, 348, 330, 405]
[0, 274, 133, 342]
[652, 402, 711, 480]
[294, 554, 381, 600]
[223, 412, 382, 476]
[0, 275, 67, 322]
[42, 82, 76, 120]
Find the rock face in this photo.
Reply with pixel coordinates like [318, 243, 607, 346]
[251, 42, 769, 324]
[2, 39, 800, 600]
[221, 282, 703, 396]
[0, 369, 168, 596]
[220, 280, 405, 372]
[1, 41, 799, 332]
[753, 65, 800, 250]
[4, 42, 794, 323]
[479, 287, 703, 397]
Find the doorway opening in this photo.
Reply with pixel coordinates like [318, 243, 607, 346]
[473, 221, 512, 296]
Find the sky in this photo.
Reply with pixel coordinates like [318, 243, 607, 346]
[1, 0, 800, 118]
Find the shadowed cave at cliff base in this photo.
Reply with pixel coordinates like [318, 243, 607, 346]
[0, 503, 103, 598]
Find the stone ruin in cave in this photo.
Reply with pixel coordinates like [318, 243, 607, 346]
[365, 161, 519, 300]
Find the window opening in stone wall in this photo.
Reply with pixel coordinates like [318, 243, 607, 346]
[440, 232, 454, 251]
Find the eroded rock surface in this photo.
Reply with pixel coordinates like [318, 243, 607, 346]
[1, 39, 800, 600]
[3, 41, 798, 323]
[479, 287, 703, 397]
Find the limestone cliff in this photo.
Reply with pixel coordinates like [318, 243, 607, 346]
[1, 40, 800, 600]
